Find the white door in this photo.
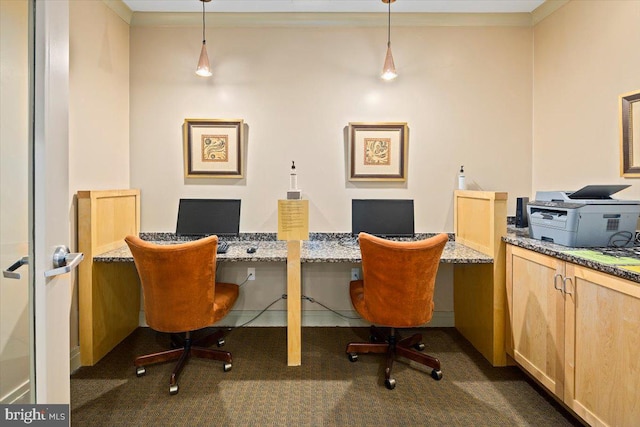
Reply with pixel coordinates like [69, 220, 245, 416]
[1, 0, 78, 404]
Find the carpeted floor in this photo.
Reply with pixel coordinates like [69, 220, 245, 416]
[71, 327, 581, 426]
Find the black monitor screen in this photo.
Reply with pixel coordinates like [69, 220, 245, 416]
[351, 199, 415, 237]
[176, 199, 241, 237]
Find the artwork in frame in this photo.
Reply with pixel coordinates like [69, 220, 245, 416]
[183, 118, 244, 178]
[348, 122, 408, 181]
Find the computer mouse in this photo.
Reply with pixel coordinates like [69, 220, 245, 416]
[247, 247, 257, 254]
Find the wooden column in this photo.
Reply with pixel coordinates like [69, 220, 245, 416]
[277, 199, 309, 366]
[286, 240, 302, 366]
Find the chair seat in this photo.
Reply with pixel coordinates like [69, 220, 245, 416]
[350, 280, 434, 328]
[212, 282, 239, 323]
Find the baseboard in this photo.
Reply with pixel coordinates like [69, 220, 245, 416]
[138, 310, 454, 328]
[220, 310, 455, 328]
[70, 345, 81, 374]
[0, 380, 30, 404]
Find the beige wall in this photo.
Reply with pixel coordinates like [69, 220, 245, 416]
[70, 1, 130, 191]
[130, 24, 533, 233]
[69, 1, 130, 358]
[126, 16, 533, 326]
[533, 0, 640, 198]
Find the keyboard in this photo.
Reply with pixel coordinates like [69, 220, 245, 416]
[217, 241, 229, 254]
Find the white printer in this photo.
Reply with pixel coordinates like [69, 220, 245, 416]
[527, 185, 640, 247]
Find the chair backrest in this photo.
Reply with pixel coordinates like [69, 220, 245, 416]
[358, 232, 448, 327]
[125, 235, 218, 333]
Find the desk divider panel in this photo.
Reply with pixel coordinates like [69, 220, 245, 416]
[453, 190, 507, 367]
[77, 189, 141, 366]
[278, 199, 309, 366]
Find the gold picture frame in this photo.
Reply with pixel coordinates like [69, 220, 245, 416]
[183, 118, 244, 178]
[620, 90, 640, 177]
[348, 122, 408, 181]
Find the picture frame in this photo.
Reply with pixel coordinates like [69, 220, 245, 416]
[348, 122, 408, 181]
[183, 118, 244, 178]
[620, 90, 640, 177]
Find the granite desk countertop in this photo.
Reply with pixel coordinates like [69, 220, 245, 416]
[94, 233, 493, 264]
[503, 226, 640, 284]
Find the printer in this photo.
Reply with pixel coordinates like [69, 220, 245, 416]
[527, 185, 640, 247]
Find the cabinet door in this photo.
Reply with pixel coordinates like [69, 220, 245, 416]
[507, 245, 565, 398]
[564, 264, 640, 427]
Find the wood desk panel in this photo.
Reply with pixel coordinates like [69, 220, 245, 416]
[77, 189, 140, 366]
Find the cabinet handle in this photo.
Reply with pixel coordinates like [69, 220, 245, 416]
[553, 273, 563, 292]
[562, 276, 573, 295]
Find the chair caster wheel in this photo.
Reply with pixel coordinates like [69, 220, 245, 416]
[431, 369, 443, 381]
[348, 353, 358, 362]
[135, 366, 146, 377]
[223, 363, 232, 372]
[385, 378, 396, 390]
[414, 342, 425, 351]
[169, 384, 179, 395]
[217, 338, 225, 347]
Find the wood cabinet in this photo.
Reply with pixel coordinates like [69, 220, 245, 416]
[506, 244, 640, 427]
[563, 264, 640, 427]
[506, 245, 565, 398]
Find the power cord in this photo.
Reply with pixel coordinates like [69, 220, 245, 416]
[607, 231, 634, 247]
[232, 295, 287, 329]
[302, 294, 361, 320]
[228, 292, 361, 332]
[237, 273, 253, 287]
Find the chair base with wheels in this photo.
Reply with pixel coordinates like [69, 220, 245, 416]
[135, 328, 232, 395]
[346, 325, 442, 390]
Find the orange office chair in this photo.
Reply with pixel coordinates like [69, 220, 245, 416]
[125, 235, 239, 395]
[346, 232, 448, 390]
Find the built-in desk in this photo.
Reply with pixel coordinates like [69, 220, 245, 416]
[94, 234, 493, 366]
[79, 189, 507, 367]
[96, 235, 493, 265]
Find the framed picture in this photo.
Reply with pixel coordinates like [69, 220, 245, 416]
[348, 122, 408, 181]
[620, 90, 640, 177]
[183, 118, 244, 178]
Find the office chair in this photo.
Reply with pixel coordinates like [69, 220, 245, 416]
[346, 232, 448, 390]
[125, 235, 239, 395]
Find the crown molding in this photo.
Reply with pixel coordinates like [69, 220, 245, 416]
[107, 0, 568, 28]
[103, 0, 133, 24]
[130, 11, 536, 28]
[531, 0, 569, 25]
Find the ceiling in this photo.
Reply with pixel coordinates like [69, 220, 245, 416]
[121, 0, 547, 14]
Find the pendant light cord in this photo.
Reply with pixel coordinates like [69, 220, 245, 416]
[202, 1, 206, 43]
[387, 0, 391, 47]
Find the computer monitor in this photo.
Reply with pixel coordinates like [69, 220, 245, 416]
[351, 199, 415, 237]
[176, 199, 241, 237]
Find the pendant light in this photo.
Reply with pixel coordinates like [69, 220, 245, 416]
[381, 0, 398, 81]
[196, 0, 212, 77]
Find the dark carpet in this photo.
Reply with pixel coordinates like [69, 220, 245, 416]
[71, 327, 581, 426]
